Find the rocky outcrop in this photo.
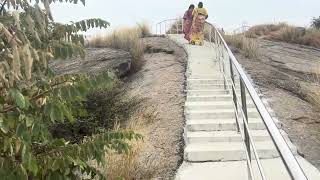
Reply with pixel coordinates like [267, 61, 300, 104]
[50, 48, 132, 77]
[233, 39, 320, 169]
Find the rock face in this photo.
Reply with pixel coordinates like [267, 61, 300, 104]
[50, 48, 132, 76]
[233, 39, 320, 170]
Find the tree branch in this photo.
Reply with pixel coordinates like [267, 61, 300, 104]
[1, 79, 72, 113]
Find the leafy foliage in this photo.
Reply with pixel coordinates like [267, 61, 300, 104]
[311, 16, 320, 29]
[0, 0, 141, 179]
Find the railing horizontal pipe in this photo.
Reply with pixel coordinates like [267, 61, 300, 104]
[213, 24, 308, 180]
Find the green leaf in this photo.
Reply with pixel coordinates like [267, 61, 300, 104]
[0, 116, 9, 134]
[25, 117, 34, 128]
[28, 156, 38, 175]
[16, 123, 25, 137]
[61, 104, 75, 123]
[50, 103, 64, 123]
[9, 89, 26, 109]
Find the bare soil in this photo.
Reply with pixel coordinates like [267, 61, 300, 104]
[123, 37, 187, 179]
[232, 39, 320, 169]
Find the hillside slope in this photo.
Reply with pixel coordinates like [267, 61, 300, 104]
[233, 39, 320, 169]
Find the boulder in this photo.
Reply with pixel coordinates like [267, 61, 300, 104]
[50, 48, 132, 77]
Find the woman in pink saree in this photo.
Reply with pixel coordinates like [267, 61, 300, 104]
[183, 4, 195, 41]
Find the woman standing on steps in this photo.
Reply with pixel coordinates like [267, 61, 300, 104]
[190, 2, 208, 45]
[183, 4, 195, 41]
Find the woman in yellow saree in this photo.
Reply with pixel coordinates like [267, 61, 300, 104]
[190, 2, 208, 45]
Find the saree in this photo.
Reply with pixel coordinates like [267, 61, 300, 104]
[183, 10, 193, 41]
[190, 8, 208, 45]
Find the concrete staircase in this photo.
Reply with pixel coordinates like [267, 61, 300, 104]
[184, 76, 290, 162]
[168, 34, 320, 180]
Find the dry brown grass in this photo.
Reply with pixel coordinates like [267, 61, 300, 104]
[137, 21, 152, 38]
[224, 35, 260, 59]
[93, 103, 158, 179]
[245, 23, 288, 38]
[101, 140, 143, 180]
[89, 23, 151, 72]
[246, 23, 320, 48]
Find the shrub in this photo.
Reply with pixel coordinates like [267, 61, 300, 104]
[311, 16, 320, 29]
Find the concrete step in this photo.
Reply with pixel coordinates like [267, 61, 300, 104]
[185, 101, 256, 110]
[187, 79, 240, 85]
[187, 95, 232, 102]
[176, 157, 320, 180]
[184, 141, 284, 162]
[187, 84, 232, 90]
[186, 130, 271, 144]
[186, 119, 268, 131]
[186, 90, 230, 96]
[185, 109, 260, 119]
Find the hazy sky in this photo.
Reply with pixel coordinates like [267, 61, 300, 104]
[51, 0, 320, 34]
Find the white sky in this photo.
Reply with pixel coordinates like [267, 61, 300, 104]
[51, 0, 320, 35]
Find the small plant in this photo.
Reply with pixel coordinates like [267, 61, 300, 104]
[312, 16, 320, 29]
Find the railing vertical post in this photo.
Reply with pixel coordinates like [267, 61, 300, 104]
[240, 79, 251, 180]
[164, 22, 167, 34]
[230, 58, 240, 132]
[177, 20, 179, 34]
[214, 28, 217, 44]
[181, 19, 184, 34]
[209, 26, 212, 42]
[222, 47, 227, 90]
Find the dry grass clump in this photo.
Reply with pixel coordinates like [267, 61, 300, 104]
[246, 23, 320, 48]
[101, 140, 142, 180]
[224, 35, 259, 59]
[89, 23, 152, 72]
[268, 26, 305, 43]
[137, 21, 152, 37]
[246, 23, 288, 38]
[91, 99, 158, 179]
[298, 29, 320, 48]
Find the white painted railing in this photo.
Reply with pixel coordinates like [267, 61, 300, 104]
[156, 18, 308, 180]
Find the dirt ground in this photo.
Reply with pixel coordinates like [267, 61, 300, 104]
[123, 37, 187, 179]
[232, 39, 320, 169]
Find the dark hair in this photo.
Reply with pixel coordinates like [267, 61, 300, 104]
[198, 2, 203, 8]
[189, 4, 195, 10]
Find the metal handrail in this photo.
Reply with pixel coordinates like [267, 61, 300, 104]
[155, 18, 183, 35]
[207, 22, 308, 180]
[220, 67, 267, 180]
[156, 18, 308, 180]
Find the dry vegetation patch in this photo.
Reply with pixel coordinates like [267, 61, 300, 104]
[224, 35, 260, 59]
[246, 23, 320, 48]
[89, 22, 151, 72]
